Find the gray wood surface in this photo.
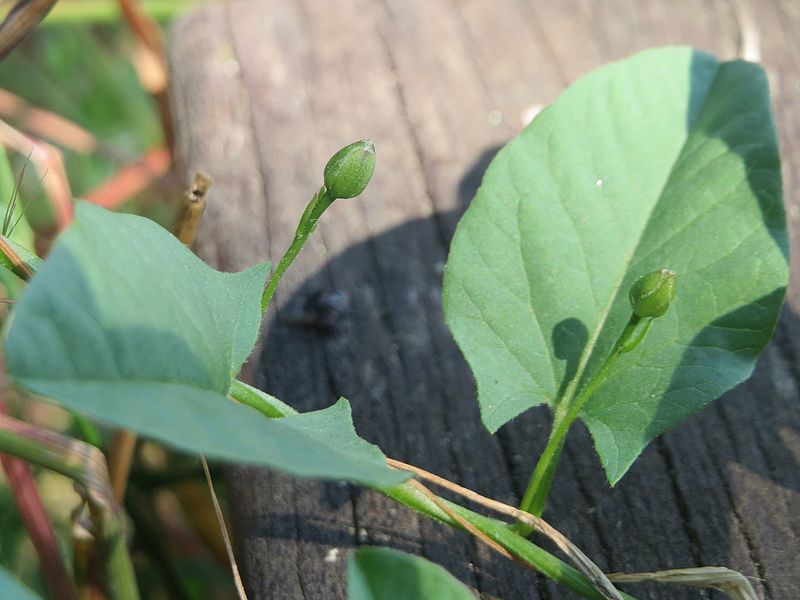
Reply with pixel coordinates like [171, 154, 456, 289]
[168, 1, 800, 598]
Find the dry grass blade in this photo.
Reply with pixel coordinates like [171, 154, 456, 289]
[608, 567, 758, 599]
[0, 0, 59, 61]
[406, 478, 514, 560]
[387, 457, 624, 600]
[0, 235, 32, 279]
[0, 117, 72, 229]
[201, 457, 248, 600]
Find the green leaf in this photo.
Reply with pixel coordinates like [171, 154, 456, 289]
[347, 547, 475, 600]
[443, 47, 787, 483]
[0, 566, 41, 600]
[4, 203, 405, 488]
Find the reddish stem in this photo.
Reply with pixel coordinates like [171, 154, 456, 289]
[0, 340, 76, 599]
[0, 453, 78, 600]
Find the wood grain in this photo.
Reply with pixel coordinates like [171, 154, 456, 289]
[168, 1, 800, 597]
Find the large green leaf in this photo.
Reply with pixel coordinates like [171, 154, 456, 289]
[347, 547, 475, 600]
[0, 566, 41, 600]
[443, 47, 787, 483]
[4, 203, 405, 488]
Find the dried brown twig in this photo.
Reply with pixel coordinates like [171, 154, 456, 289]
[0, 0, 59, 61]
[387, 457, 624, 600]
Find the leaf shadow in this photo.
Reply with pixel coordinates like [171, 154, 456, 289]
[246, 137, 800, 598]
[551, 317, 588, 404]
[242, 55, 798, 598]
[688, 50, 787, 259]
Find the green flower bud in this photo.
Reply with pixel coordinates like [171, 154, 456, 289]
[323, 140, 376, 200]
[628, 269, 676, 318]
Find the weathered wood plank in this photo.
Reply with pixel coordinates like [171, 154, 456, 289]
[168, 1, 800, 598]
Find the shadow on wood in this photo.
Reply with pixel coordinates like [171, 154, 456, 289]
[229, 147, 800, 600]
[166, 1, 800, 597]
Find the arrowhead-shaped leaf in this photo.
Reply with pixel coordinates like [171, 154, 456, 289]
[443, 47, 787, 483]
[347, 547, 475, 600]
[5, 203, 405, 488]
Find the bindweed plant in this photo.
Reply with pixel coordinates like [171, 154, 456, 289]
[0, 46, 787, 599]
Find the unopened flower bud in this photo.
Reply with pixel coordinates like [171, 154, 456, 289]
[323, 140, 376, 200]
[628, 269, 676, 318]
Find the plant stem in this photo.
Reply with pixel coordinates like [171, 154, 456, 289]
[0, 304, 76, 600]
[0, 414, 139, 599]
[261, 186, 332, 313]
[0, 236, 35, 280]
[384, 483, 636, 600]
[517, 313, 646, 522]
[0, 452, 78, 600]
[229, 380, 296, 418]
[228, 381, 635, 600]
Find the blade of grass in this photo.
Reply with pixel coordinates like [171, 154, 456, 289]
[609, 567, 757, 599]
[0, 118, 72, 229]
[201, 458, 247, 600]
[228, 381, 637, 600]
[386, 458, 624, 600]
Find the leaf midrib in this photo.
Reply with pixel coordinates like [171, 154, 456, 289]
[557, 61, 722, 417]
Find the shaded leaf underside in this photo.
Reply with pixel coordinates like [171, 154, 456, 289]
[5, 203, 405, 488]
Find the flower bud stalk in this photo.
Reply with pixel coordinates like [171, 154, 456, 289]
[261, 141, 376, 313]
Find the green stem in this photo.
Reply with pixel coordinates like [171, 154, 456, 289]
[518, 313, 647, 522]
[230, 379, 296, 418]
[229, 381, 635, 600]
[384, 483, 637, 600]
[260, 186, 332, 312]
[0, 414, 140, 600]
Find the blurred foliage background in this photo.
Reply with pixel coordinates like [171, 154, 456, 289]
[0, 1, 242, 598]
